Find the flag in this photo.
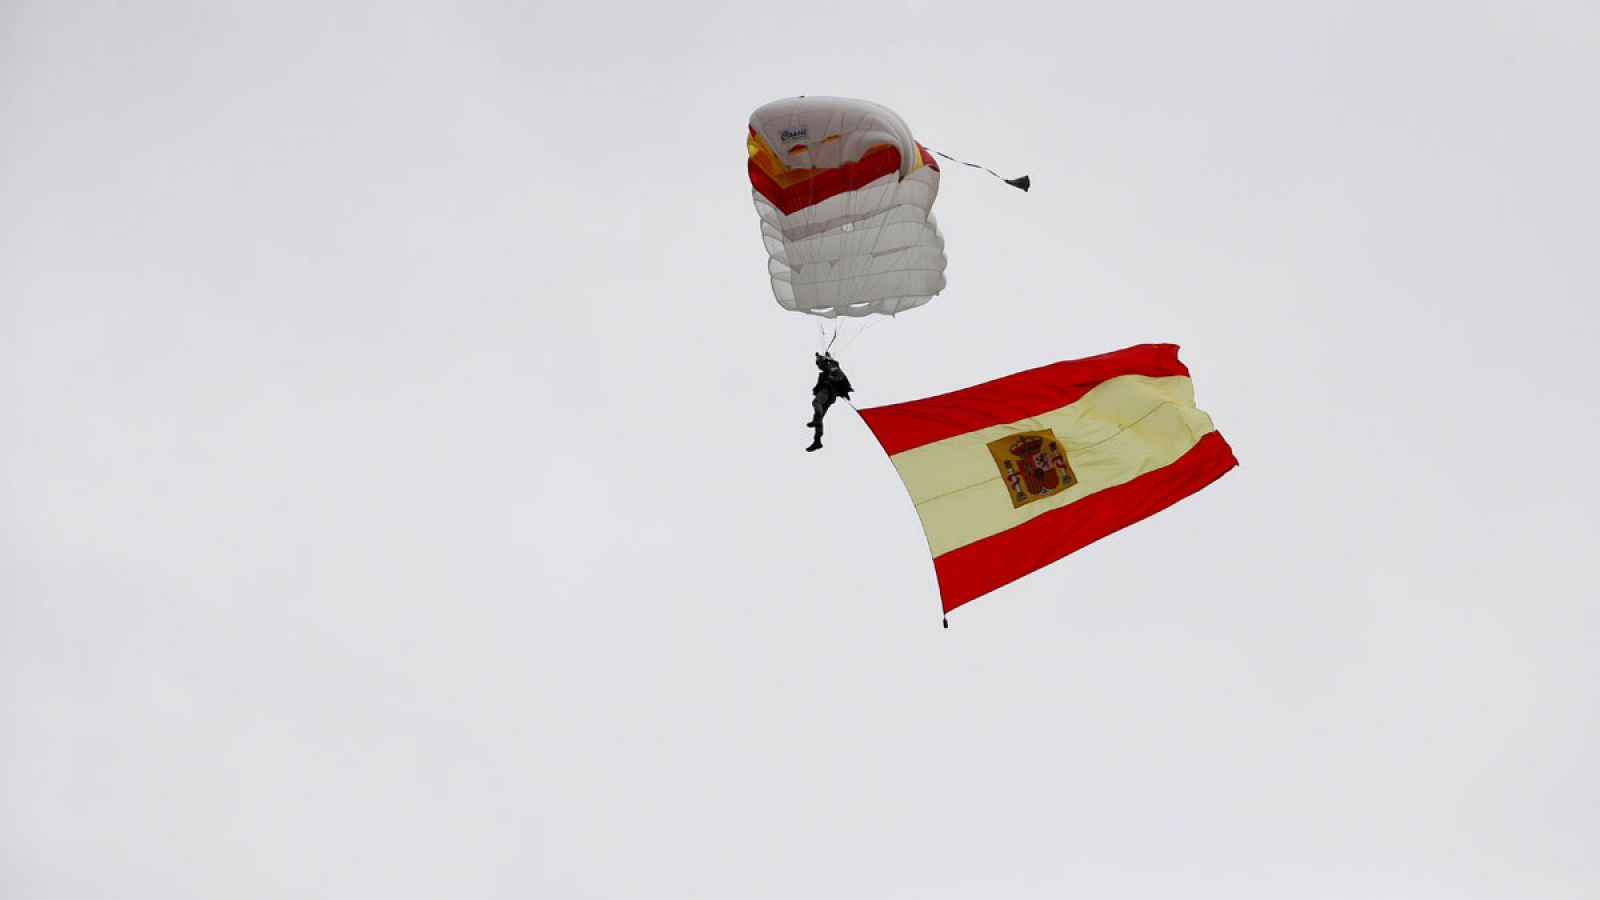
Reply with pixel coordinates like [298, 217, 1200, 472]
[856, 344, 1238, 615]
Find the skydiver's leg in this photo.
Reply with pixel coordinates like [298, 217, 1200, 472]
[806, 392, 833, 451]
[808, 391, 832, 428]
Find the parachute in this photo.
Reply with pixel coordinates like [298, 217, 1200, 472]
[747, 97, 947, 318]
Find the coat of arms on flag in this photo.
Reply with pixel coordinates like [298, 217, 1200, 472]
[988, 430, 1077, 508]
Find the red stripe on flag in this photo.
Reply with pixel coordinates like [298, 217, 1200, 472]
[930, 431, 1238, 613]
[857, 344, 1192, 456]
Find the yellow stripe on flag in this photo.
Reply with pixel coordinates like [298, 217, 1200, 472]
[887, 375, 1216, 556]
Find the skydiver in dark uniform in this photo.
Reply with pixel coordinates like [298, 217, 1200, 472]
[806, 352, 853, 452]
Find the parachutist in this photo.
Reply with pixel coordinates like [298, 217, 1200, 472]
[805, 352, 853, 451]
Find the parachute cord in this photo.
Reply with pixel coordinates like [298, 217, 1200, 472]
[836, 316, 883, 356]
[927, 148, 1031, 192]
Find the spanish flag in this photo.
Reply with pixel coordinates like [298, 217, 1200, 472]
[857, 345, 1238, 615]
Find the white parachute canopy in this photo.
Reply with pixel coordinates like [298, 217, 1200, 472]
[747, 96, 947, 318]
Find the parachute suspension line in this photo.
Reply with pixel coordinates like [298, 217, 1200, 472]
[927, 148, 1031, 192]
[837, 315, 883, 356]
[817, 319, 842, 354]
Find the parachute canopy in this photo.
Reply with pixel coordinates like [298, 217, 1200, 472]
[747, 97, 947, 318]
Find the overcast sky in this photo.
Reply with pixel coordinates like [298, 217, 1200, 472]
[3, 2, 1598, 898]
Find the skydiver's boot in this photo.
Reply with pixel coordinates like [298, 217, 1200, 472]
[806, 422, 824, 452]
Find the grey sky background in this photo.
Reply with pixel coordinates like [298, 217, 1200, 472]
[3, 1, 1598, 897]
